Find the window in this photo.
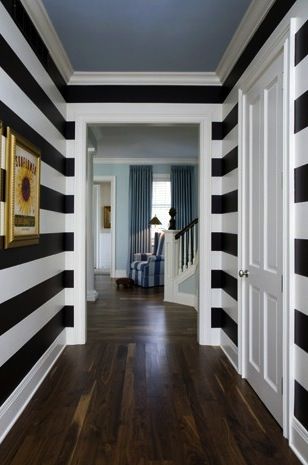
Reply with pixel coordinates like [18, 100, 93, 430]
[151, 177, 171, 234]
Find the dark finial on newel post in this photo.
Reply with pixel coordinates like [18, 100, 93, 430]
[168, 207, 176, 230]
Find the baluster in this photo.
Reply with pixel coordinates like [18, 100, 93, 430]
[191, 226, 194, 265]
[181, 235, 184, 272]
[186, 231, 189, 268]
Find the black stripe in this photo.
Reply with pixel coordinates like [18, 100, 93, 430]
[0, 272, 68, 336]
[223, 147, 238, 175]
[223, 104, 238, 138]
[294, 91, 308, 134]
[64, 232, 74, 251]
[63, 305, 74, 327]
[294, 380, 308, 431]
[65, 159, 75, 177]
[211, 233, 222, 251]
[212, 122, 223, 140]
[295, 309, 308, 353]
[212, 195, 222, 213]
[0, 233, 71, 270]
[1, 0, 66, 97]
[65, 122, 75, 140]
[295, 20, 308, 66]
[212, 233, 237, 256]
[295, 164, 308, 203]
[223, 0, 297, 96]
[65, 195, 75, 214]
[211, 307, 223, 328]
[0, 102, 66, 175]
[212, 190, 238, 214]
[0, 36, 66, 137]
[65, 85, 224, 104]
[0, 169, 5, 202]
[212, 159, 224, 176]
[211, 307, 238, 346]
[40, 185, 74, 214]
[64, 270, 74, 288]
[211, 270, 237, 301]
[0, 308, 65, 406]
[295, 239, 308, 277]
[211, 147, 238, 177]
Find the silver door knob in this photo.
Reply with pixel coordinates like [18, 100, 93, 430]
[239, 269, 249, 278]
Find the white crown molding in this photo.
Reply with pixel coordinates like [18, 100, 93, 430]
[68, 71, 221, 86]
[216, 0, 277, 83]
[21, 0, 73, 83]
[93, 157, 198, 165]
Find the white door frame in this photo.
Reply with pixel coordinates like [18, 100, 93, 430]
[69, 103, 217, 347]
[238, 26, 292, 438]
[93, 175, 116, 278]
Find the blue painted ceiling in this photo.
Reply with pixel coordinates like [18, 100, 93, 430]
[42, 0, 252, 72]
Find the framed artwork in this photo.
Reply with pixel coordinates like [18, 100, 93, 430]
[5, 127, 41, 248]
[103, 206, 111, 229]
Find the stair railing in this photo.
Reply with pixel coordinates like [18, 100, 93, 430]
[175, 218, 198, 272]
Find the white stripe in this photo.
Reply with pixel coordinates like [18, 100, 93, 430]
[221, 291, 238, 323]
[294, 274, 308, 317]
[211, 251, 221, 269]
[0, 291, 65, 367]
[40, 210, 66, 234]
[211, 177, 221, 195]
[222, 88, 238, 120]
[221, 169, 238, 195]
[295, 203, 308, 239]
[211, 214, 222, 232]
[221, 252, 238, 278]
[0, 3, 66, 118]
[41, 162, 66, 195]
[294, 55, 308, 100]
[221, 212, 238, 234]
[294, 345, 308, 392]
[222, 125, 238, 157]
[0, 253, 66, 303]
[211, 288, 221, 307]
[211, 140, 223, 158]
[294, 127, 308, 168]
[0, 70, 66, 154]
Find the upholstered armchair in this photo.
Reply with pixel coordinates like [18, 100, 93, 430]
[130, 232, 165, 287]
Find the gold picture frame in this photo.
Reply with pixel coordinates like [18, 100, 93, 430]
[5, 127, 41, 248]
[103, 206, 111, 229]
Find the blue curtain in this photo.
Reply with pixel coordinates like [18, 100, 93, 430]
[128, 165, 153, 266]
[171, 166, 195, 229]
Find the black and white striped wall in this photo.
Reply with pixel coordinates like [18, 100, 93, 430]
[292, 17, 308, 458]
[0, 0, 74, 439]
[211, 99, 238, 367]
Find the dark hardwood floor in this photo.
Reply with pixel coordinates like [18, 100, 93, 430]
[0, 276, 301, 465]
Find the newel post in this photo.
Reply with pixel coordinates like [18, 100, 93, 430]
[164, 230, 180, 303]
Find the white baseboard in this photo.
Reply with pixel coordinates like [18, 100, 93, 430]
[114, 269, 127, 278]
[169, 291, 196, 308]
[291, 417, 308, 465]
[86, 289, 99, 302]
[0, 330, 66, 443]
[220, 330, 239, 371]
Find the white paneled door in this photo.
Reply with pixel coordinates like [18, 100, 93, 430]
[243, 53, 283, 426]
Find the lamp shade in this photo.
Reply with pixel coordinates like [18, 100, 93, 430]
[149, 215, 162, 226]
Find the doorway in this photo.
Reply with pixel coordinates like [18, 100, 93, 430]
[93, 177, 116, 278]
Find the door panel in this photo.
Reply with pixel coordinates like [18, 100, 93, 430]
[244, 53, 283, 426]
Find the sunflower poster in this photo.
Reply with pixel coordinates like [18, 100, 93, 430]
[5, 128, 40, 248]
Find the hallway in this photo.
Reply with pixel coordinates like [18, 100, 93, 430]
[0, 277, 301, 465]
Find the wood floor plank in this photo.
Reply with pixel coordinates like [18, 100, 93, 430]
[0, 276, 302, 465]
